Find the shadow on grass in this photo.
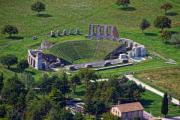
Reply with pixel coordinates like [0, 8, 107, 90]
[144, 33, 158, 36]
[6, 36, 24, 40]
[140, 99, 154, 108]
[166, 12, 178, 16]
[170, 31, 179, 35]
[120, 6, 136, 11]
[38, 13, 52, 18]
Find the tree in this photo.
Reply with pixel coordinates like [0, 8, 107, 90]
[31, 2, 46, 16]
[48, 88, 66, 108]
[0, 72, 4, 93]
[161, 30, 172, 43]
[17, 59, 29, 72]
[70, 74, 81, 93]
[161, 3, 173, 15]
[59, 72, 70, 95]
[139, 19, 150, 33]
[154, 16, 171, 31]
[78, 68, 98, 87]
[161, 92, 169, 117]
[0, 104, 6, 118]
[1, 74, 26, 105]
[94, 101, 106, 119]
[2, 25, 18, 37]
[74, 113, 85, 120]
[25, 97, 51, 120]
[102, 113, 119, 120]
[0, 54, 18, 69]
[117, 0, 130, 8]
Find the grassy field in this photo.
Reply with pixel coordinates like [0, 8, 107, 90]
[141, 90, 180, 117]
[48, 40, 120, 63]
[136, 67, 180, 100]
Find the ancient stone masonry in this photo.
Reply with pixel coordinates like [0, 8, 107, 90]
[120, 38, 147, 58]
[87, 24, 119, 40]
[27, 50, 44, 70]
[39, 40, 53, 50]
[27, 49, 62, 70]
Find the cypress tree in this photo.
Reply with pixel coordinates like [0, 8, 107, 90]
[161, 92, 169, 117]
[0, 72, 3, 93]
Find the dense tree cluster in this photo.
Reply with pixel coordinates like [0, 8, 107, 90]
[84, 77, 145, 119]
[0, 67, 146, 120]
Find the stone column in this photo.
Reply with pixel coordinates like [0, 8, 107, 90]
[104, 25, 108, 37]
[33, 60, 36, 67]
[30, 57, 32, 66]
[93, 25, 96, 36]
[89, 24, 93, 37]
[97, 25, 101, 39]
[110, 26, 114, 39]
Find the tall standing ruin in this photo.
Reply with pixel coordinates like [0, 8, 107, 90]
[87, 24, 119, 40]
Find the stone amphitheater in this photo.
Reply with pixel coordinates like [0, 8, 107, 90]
[27, 24, 147, 70]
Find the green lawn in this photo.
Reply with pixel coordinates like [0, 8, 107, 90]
[96, 57, 177, 78]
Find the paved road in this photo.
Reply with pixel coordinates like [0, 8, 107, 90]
[125, 75, 180, 106]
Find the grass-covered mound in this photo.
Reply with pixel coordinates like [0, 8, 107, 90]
[48, 40, 120, 63]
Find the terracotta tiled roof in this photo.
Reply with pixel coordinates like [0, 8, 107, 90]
[114, 102, 144, 113]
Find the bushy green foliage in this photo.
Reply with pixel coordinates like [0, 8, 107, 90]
[161, 3, 173, 14]
[1, 74, 26, 105]
[117, 0, 130, 8]
[78, 68, 98, 87]
[102, 113, 119, 120]
[25, 97, 51, 120]
[154, 16, 171, 31]
[38, 73, 70, 95]
[70, 74, 81, 93]
[139, 19, 151, 33]
[73, 113, 85, 120]
[1, 25, 18, 37]
[84, 77, 145, 115]
[161, 30, 172, 43]
[48, 88, 66, 108]
[31, 2, 45, 16]
[17, 59, 29, 72]
[47, 107, 73, 120]
[0, 54, 18, 69]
